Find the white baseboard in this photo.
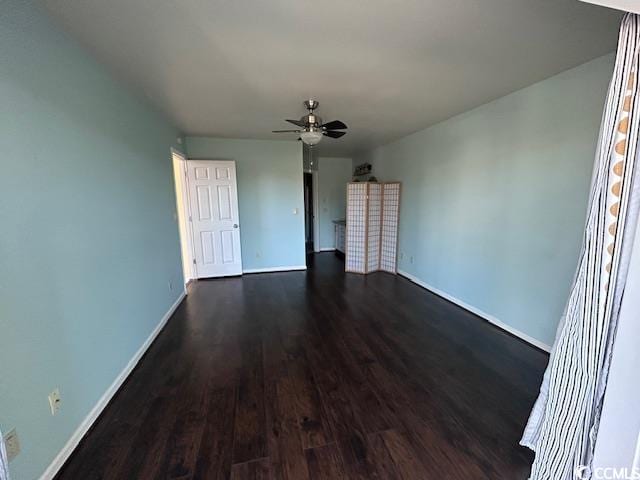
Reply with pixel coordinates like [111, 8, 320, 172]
[397, 270, 551, 352]
[242, 265, 307, 274]
[319, 248, 336, 252]
[39, 291, 186, 480]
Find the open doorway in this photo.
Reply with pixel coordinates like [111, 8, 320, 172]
[304, 172, 314, 254]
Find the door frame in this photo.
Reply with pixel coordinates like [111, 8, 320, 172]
[303, 168, 320, 253]
[171, 148, 196, 285]
[312, 171, 320, 252]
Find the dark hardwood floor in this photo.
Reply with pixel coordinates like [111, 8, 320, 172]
[56, 253, 548, 479]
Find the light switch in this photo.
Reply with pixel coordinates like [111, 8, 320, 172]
[293, 208, 298, 215]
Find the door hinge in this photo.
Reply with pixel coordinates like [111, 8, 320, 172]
[188, 215, 192, 222]
[193, 259, 196, 265]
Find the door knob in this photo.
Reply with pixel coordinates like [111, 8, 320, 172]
[233, 224, 238, 228]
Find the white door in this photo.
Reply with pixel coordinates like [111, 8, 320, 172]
[186, 160, 242, 277]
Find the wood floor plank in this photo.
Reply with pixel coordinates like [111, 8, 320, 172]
[154, 354, 212, 479]
[363, 359, 494, 478]
[265, 377, 311, 480]
[233, 338, 267, 464]
[333, 434, 375, 480]
[378, 429, 432, 479]
[305, 443, 347, 480]
[55, 253, 547, 480]
[230, 458, 273, 480]
[108, 354, 197, 479]
[366, 432, 406, 479]
[194, 387, 236, 480]
[299, 333, 369, 440]
[335, 432, 401, 480]
[308, 306, 401, 435]
[287, 353, 333, 449]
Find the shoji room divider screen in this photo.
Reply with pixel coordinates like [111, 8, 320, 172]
[346, 182, 400, 274]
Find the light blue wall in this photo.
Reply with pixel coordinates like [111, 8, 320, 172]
[317, 157, 352, 249]
[185, 137, 306, 270]
[358, 54, 615, 347]
[0, 2, 184, 479]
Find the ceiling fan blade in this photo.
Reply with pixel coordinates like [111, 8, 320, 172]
[286, 119, 305, 127]
[323, 130, 346, 138]
[272, 129, 301, 133]
[322, 120, 347, 130]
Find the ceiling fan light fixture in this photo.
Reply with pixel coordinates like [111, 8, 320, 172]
[274, 99, 346, 145]
[299, 129, 323, 146]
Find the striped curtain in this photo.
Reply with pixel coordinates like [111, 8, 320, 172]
[0, 429, 9, 480]
[521, 13, 640, 480]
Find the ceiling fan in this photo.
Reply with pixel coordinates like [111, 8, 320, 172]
[272, 99, 347, 146]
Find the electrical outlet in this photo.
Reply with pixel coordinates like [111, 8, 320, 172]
[4, 429, 20, 461]
[256, 252, 261, 258]
[48, 388, 61, 416]
[410, 256, 414, 264]
[168, 281, 173, 291]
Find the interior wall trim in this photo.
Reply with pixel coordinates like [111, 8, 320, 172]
[397, 269, 552, 353]
[319, 248, 336, 252]
[39, 291, 187, 480]
[242, 265, 307, 274]
[312, 171, 320, 253]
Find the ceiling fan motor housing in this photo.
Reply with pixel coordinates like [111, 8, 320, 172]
[303, 114, 322, 128]
[302, 100, 322, 127]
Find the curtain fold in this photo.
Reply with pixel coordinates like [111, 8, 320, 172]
[0, 429, 9, 480]
[522, 13, 640, 480]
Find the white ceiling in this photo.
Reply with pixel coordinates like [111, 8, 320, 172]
[580, 0, 640, 14]
[44, 0, 621, 156]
